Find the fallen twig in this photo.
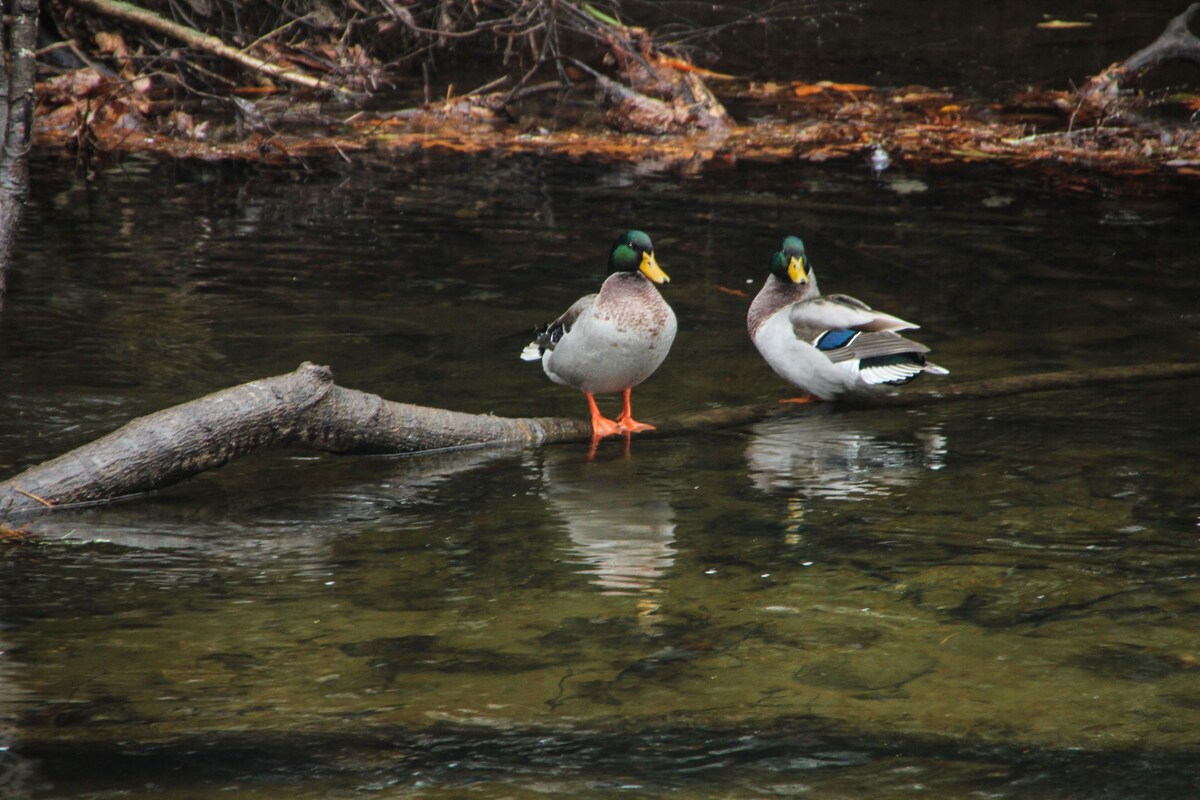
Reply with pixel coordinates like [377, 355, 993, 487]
[64, 0, 352, 96]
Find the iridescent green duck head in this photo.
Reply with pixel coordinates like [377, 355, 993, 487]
[610, 230, 670, 284]
[770, 236, 811, 285]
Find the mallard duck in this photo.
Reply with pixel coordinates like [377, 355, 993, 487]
[521, 230, 677, 438]
[747, 236, 947, 401]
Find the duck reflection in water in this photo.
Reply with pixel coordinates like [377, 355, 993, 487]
[745, 407, 946, 504]
[539, 449, 676, 598]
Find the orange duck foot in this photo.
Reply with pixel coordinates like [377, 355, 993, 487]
[778, 394, 820, 404]
[615, 414, 655, 433]
[591, 415, 624, 438]
[615, 388, 655, 433]
[586, 393, 624, 439]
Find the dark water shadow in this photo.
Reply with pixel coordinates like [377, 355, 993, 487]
[9, 715, 1200, 799]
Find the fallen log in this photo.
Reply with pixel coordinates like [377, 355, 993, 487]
[2, 360, 1199, 523]
[0, 362, 587, 521]
[842, 362, 1200, 407]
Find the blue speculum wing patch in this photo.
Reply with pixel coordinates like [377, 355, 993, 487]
[814, 329, 859, 351]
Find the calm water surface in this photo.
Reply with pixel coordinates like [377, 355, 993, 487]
[1, 136, 1199, 798]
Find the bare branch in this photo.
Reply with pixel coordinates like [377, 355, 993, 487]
[63, 0, 353, 95]
[1120, 2, 1200, 74]
[1078, 3, 1200, 107]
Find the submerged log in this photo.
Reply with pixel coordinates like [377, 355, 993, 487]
[3, 360, 1199, 523]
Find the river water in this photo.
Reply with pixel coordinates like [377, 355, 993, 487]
[3, 5, 1200, 796]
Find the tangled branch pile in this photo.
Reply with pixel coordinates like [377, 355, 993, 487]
[44, 0, 626, 93]
[23, 0, 1200, 186]
[37, 0, 738, 141]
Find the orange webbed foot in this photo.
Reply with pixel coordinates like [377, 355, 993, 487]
[586, 393, 624, 439]
[591, 415, 624, 438]
[615, 388, 655, 434]
[778, 394, 820, 404]
[615, 416, 655, 433]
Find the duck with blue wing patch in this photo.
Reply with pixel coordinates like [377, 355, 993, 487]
[747, 236, 948, 402]
[521, 230, 677, 439]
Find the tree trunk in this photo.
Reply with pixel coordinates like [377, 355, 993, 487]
[3, 360, 1199, 523]
[0, 0, 39, 321]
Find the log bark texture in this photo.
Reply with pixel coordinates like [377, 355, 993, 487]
[3, 360, 1200, 523]
[842, 362, 1200, 407]
[0, 362, 588, 520]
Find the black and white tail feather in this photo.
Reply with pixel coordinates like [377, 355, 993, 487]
[814, 327, 949, 386]
[519, 294, 592, 362]
[519, 321, 562, 362]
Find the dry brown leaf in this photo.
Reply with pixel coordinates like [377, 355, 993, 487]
[824, 81, 872, 92]
[792, 84, 825, 97]
[653, 56, 736, 80]
[792, 81, 872, 98]
[1037, 20, 1092, 30]
[42, 68, 107, 101]
[0, 525, 32, 543]
[94, 31, 130, 59]
[893, 91, 954, 105]
[37, 103, 82, 134]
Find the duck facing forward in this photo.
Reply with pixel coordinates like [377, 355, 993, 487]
[747, 236, 947, 401]
[521, 230, 677, 438]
